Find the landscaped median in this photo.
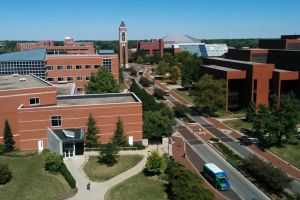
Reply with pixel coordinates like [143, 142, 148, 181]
[83, 155, 144, 182]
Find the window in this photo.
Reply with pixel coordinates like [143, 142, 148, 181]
[29, 97, 40, 105]
[103, 58, 112, 71]
[94, 65, 100, 69]
[76, 65, 82, 70]
[67, 65, 73, 70]
[51, 116, 61, 127]
[86, 76, 90, 81]
[67, 77, 73, 81]
[76, 88, 83, 92]
[57, 65, 63, 70]
[85, 65, 91, 69]
[58, 77, 64, 82]
[77, 76, 82, 81]
[47, 77, 54, 82]
[47, 66, 53, 70]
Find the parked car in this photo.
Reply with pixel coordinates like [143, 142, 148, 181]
[209, 138, 220, 144]
[239, 136, 252, 145]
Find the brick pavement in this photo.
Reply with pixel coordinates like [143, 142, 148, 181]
[172, 136, 227, 200]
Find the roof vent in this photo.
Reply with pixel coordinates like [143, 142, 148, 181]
[63, 130, 75, 138]
[12, 74, 19, 77]
[19, 78, 26, 81]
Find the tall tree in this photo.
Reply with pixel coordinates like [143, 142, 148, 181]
[194, 74, 226, 113]
[144, 150, 165, 175]
[3, 120, 14, 152]
[169, 65, 181, 84]
[155, 60, 169, 76]
[112, 117, 127, 146]
[85, 114, 99, 148]
[245, 101, 256, 122]
[85, 68, 119, 94]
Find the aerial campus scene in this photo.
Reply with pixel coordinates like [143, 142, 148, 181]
[0, 0, 300, 200]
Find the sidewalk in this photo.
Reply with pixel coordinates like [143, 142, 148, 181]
[207, 117, 300, 180]
[172, 136, 227, 200]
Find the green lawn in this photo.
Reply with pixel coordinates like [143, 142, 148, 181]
[172, 88, 196, 103]
[83, 155, 143, 182]
[0, 155, 71, 200]
[270, 143, 300, 169]
[105, 172, 167, 200]
[226, 119, 253, 131]
[216, 110, 246, 119]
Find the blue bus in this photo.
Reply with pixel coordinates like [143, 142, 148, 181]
[202, 163, 230, 191]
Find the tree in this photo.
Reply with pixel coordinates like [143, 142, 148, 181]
[153, 88, 166, 99]
[169, 65, 181, 84]
[163, 53, 176, 66]
[112, 117, 127, 146]
[98, 143, 119, 166]
[194, 74, 226, 113]
[173, 102, 189, 118]
[44, 152, 63, 173]
[143, 111, 173, 141]
[139, 76, 152, 87]
[144, 150, 164, 175]
[128, 67, 137, 77]
[149, 55, 160, 64]
[85, 114, 99, 148]
[85, 68, 119, 94]
[3, 120, 14, 152]
[168, 167, 213, 200]
[245, 101, 256, 122]
[155, 60, 169, 76]
[136, 56, 144, 64]
[0, 163, 12, 185]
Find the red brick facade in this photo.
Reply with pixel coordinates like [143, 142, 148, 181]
[137, 39, 164, 57]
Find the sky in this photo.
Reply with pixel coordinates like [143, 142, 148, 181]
[0, 0, 299, 40]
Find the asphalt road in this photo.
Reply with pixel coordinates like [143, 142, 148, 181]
[175, 120, 270, 200]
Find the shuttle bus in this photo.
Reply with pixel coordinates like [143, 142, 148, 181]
[202, 163, 230, 191]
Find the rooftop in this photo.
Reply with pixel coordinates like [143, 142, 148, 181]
[0, 49, 46, 62]
[55, 83, 75, 95]
[163, 34, 201, 44]
[120, 20, 126, 27]
[98, 49, 115, 54]
[204, 163, 223, 173]
[49, 128, 84, 143]
[0, 74, 52, 91]
[56, 93, 140, 106]
[206, 57, 262, 65]
[202, 65, 242, 72]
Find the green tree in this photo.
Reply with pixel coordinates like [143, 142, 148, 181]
[3, 120, 14, 152]
[155, 60, 169, 76]
[85, 114, 99, 148]
[44, 152, 63, 173]
[153, 88, 166, 99]
[149, 55, 160, 64]
[144, 150, 164, 175]
[136, 56, 144, 64]
[194, 74, 226, 113]
[85, 68, 119, 94]
[128, 67, 137, 77]
[98, 143, 119, 166]
[246, 101, 256, 122]
[139, 76, 152, 87]
[168, 167, 213, 200]
[169, 65, 181, 84]
[0, 163, 12, 185]
[173, 102, 189, 118]
[112, 117, 127, 146]
[163, 53, 176, 66]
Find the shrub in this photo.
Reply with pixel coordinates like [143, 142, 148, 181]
[44, 152, 63, 173]
[0, 144, 4, 155]
[144, 150, 164, 175]
[60, 163, 76, 188]
[0, 163, 12, 185]
[41, 149, 51, 157]
[98, 143, 119, 166]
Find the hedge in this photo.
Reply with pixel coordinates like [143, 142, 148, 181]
[60, 163, 76, 189]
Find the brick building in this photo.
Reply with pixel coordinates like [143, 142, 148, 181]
[0, 74, 142, 155]
[137, 39, 164, 57]
[16, 36, 95, 55]
[200, 35, 300, 111]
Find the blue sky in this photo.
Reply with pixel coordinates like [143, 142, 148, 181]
[0, 0, 299, 40]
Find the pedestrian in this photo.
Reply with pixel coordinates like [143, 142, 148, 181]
[87, 182, 91, 191]
[183, 152, 186, 158]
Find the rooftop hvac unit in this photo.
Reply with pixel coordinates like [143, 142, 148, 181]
[19, 78, 26, 81]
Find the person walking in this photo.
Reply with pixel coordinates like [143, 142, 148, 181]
[87, 182, 91, 191]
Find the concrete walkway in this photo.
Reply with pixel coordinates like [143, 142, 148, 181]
[65, 145, 169, 200]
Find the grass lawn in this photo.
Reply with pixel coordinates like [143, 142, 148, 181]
[226, 119, 253, 132]
[215, 110, 246, 119]
[0, 155, 71, 200]
[83, 155, 143, 182]
[172, 88, 196, 103]
[270, 142, 300, 169]
[105, 172, 167, 200]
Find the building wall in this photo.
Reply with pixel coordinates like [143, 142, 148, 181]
[17, 102, 142, 150]
[45, 55, 119, 91]
[137, 39, 164, 57]
[0, 87, 57, 146]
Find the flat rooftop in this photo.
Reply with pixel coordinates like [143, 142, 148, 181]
[0, 49, 46, 62]
[201, 65, 242, 72]
[206, 57, 263, 65]
[55, 83, 74, 95]
[56, 93, 140, 106]
[0, 74, 52, 90]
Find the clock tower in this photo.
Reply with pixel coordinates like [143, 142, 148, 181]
[119, 20, 129, 68]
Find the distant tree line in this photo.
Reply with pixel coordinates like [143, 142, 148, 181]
[202, 39, 260, 48]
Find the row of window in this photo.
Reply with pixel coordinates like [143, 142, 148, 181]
[46, 64, 98, 70]
[47, 76, 90, 82]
